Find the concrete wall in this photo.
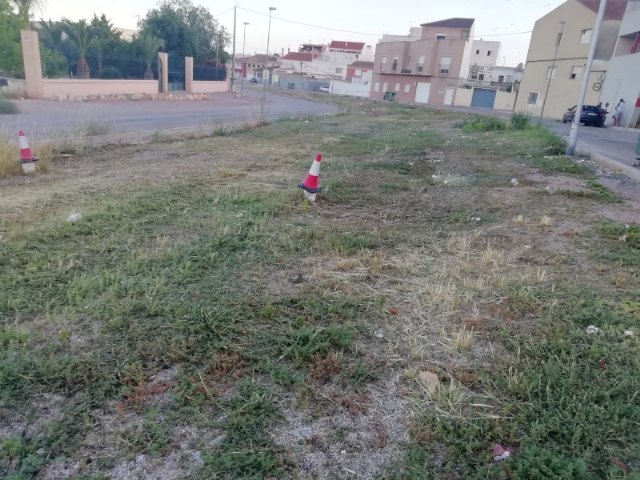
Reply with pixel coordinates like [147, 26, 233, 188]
[516, 58, 606, 119]
[454, 88, 473, 107]
[600, 53, 640, 127]
[330, 80, 371, 97]
[494, 90, 517, 110]
[42, 79, 158, 98]
[471, 40, 501, 67]
[0, 78, 27, 98]
[191, 81, 229, 94]
[21, 30, 43, 98]
[371, 73, 456, 105]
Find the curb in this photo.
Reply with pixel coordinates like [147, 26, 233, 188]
[581, 150, 640, 182]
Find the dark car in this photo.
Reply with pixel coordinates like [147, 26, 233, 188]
[249, 77, 258, 83]
[562, 105, 605, 127]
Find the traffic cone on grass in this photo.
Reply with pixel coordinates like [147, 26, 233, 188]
[18, 130, 38, 174]
[298, 153, 322, 203]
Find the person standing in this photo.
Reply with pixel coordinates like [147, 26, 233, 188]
[613, 99, 625, 127]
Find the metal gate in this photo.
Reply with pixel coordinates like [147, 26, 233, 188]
[168, 53, 185, 91]
[471, 88, 497, 109]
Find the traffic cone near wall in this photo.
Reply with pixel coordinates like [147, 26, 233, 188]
[18, 130, 38, 174]
[298, 153, 322, 202]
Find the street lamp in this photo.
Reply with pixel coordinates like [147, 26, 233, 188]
[241, 22, 249, 95]
[539, 21, 564, 125]
[261, 6, 276, 121]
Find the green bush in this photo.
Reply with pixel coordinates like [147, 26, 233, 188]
[511, 112, 531, 130]
[0, 96, 18, 114]
[458, 115, 507, 132]
[100, 67, 121, 79]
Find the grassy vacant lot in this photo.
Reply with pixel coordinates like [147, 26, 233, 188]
[1, 101, 638, 479]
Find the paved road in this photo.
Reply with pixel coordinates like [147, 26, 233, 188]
[0, 88, 337, 141]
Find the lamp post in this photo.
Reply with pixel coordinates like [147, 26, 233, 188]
[539, 21, 564, 126]
[260, 6, 276, 121]
[241, 22, 249, 95]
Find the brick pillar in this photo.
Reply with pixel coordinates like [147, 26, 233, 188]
[185, 57, 193, 93]
[158, 52, 168, 93]
[21, 30, 43, 99]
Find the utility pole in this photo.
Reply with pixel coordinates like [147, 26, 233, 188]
[260, 6, 276, 121]
[231, 6, 237, 92]
[241, 22, 249, 95]
[567, 0, 608, 156]
[539, 21, 564, 126]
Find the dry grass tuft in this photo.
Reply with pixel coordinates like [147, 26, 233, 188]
[0, 135, 53, 177]
[440, 325, 475, 351]
[539, 215, 554, 227]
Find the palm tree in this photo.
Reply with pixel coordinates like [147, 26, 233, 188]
[12, 0, 46, 28]
[63, 18, 91, 79]
[138, 34, 165, 80]
[38, 18, 64, 51]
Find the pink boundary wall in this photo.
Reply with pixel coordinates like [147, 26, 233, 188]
[42, 79, 159, 98]
[22, 30, 229, 99]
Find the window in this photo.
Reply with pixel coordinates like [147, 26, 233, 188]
[461, 29, 470, 40]
[355, 69, 362, 76]
[335, 67, 343, 74]
[471, 74, 478, 80]
[527, 92, 539, 105]
[476, 49, 480, 54]
[383, 82, 388, 92]
[439, 55, 451, 74]
[381, 56, 387, 71]
[374, 81, 380, 92]
[392, 56, 398, 71]
[417, 55, 425, 72]
[404, 83, 410, 93]
[569, 65, 582, 79]
[546, 66, 556, 79]
[498, 75, 504, 82]
[506, 75, 513, 83]
[580, 29, 592, 44]
[395, 83, 400, 92]
[478, 73, 485, 81]
[436, 33, 446, 40]
[487, 50, 492, 56]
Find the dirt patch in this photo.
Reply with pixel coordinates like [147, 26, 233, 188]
[274, 375, 408, 479]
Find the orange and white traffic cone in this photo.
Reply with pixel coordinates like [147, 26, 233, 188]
[18, 130, 38, 174]
[298, 153, 322, 202]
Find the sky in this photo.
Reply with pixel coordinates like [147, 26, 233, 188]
[39, 0, 567, 66]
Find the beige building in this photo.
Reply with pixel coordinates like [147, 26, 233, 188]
[600, 0, 640, 127]
[370, 18, 475, 105]
[515, 0, 628, 120]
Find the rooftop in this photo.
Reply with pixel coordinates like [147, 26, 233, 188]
[329, 41, 366, 51]
[281, 52, 316, 62]
[576, 0, 628, 20]
[420, 18, 475, 29]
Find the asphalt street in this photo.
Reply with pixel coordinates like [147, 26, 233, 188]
[0, 88, 337, 141]
[1, 89, 638, 174]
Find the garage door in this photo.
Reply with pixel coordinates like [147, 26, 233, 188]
[415, 82, 431, 104]
[471, 88, 497, 109]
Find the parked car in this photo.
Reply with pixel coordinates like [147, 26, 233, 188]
[319, 86, 330, 93]
[562, 105, 605, 127]
[249, 77, 258, 83]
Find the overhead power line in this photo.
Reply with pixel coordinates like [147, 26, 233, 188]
[236, 5, 532, 40]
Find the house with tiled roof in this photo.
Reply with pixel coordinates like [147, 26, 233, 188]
[515, 0, 628, 120]
[277, 40, 374, 80]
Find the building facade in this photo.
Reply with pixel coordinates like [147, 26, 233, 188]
[370, 18, 475, 105]
[514, 0, 628, 120]
[600, 0, 640, 127]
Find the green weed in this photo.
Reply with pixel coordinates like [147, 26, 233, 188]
[511, 112, 531, 130]
[560, 179, 620, 203]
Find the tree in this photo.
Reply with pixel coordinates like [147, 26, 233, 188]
[0, 0, 22, 75]
[139, 0, 227, 63]
[63, 19, 91, 79]
[12, 0, 45, 28]
[137, 33, 164, 80]
[89, 14, 122, 77]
